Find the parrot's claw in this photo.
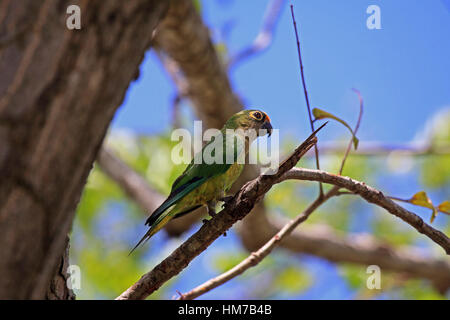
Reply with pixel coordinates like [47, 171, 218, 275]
[207, 202, 217, 218]
[220, 196, 234, 209]
[207, 209, 216, 218]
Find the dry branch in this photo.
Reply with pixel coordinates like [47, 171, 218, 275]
[178, 187, 339, 300]
[290, 5, 323, 196]
[139, 0, 450, 299]
[116, 130, 320, 300]
[241, 212, 450, 290]
[227, 0, 285, 69]
[279, 168, 450, 254]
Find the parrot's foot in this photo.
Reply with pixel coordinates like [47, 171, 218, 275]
[207, 202, 217, 218]
[220, 196, 234, 209]
[203, 202, 217, 224]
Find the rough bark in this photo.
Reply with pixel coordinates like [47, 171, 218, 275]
[0, 0, 168, 299]
[46, 237, 75, 300]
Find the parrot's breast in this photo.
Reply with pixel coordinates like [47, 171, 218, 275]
[178, 162, 244, 207]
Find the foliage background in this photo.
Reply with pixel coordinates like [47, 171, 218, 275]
[70, 0, 449, 299]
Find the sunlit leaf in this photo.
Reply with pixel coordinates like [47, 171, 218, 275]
[409, 191, 433, 209]
[407, 191, 438, 223]
[312, 108, 359, 149]
[437, 201, 450, 215]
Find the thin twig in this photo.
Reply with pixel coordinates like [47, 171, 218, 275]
[387, 196, 411, 203]
[178, 186, 339, 300]
[290, 4, 323, 197]
[316, 141, 450, 156]
[339, 88, 364, 174]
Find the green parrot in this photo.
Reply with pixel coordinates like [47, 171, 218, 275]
[130, 109, 273, 253]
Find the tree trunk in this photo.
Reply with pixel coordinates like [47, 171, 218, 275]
[46, 237, 75, 300]
[0, 0, 168, 299]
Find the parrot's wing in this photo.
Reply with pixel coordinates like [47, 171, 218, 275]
[172, 205, 202, 219]
[144, 176, 205, 226]
[144, 162, 231, 227]
[128, 164, 228, 255]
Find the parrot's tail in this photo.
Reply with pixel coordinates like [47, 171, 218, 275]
[128, 214, 173, 256]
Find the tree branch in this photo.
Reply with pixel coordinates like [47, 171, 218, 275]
[290, 4, 323, 196]
[97, 145, 450, 289]
[45, 236, 75, 300]
[154, 0, 242, 130]
[116, 131, 320, 300]
[278, 168, 450, 254]
[178, 187, 339, 300]
[0, 0, 169, 299]
[227, 0, 286, 69]
[178, 137, 448, 299]
[339, 88, 363, 174]
[240, 212, 450, 292]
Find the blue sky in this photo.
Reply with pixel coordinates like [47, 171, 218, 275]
[112, 0, 450, 145]
[103, 1, 450, 299]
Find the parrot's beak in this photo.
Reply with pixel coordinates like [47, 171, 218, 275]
[261, 121, 273, 137]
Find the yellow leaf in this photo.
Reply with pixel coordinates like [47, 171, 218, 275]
[408, 191, 438, 223]
[409, 191, 433, 209]
[438, 201, 450, 215]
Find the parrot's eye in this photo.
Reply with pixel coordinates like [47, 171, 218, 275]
[250, 111, 263, 121]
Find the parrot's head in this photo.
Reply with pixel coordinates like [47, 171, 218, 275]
[225, 109, 273, 137]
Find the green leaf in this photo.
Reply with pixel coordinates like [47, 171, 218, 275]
[193, 0, 202, 13]
[312, 108, 359, 149]
[274, 266, 311, 293]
